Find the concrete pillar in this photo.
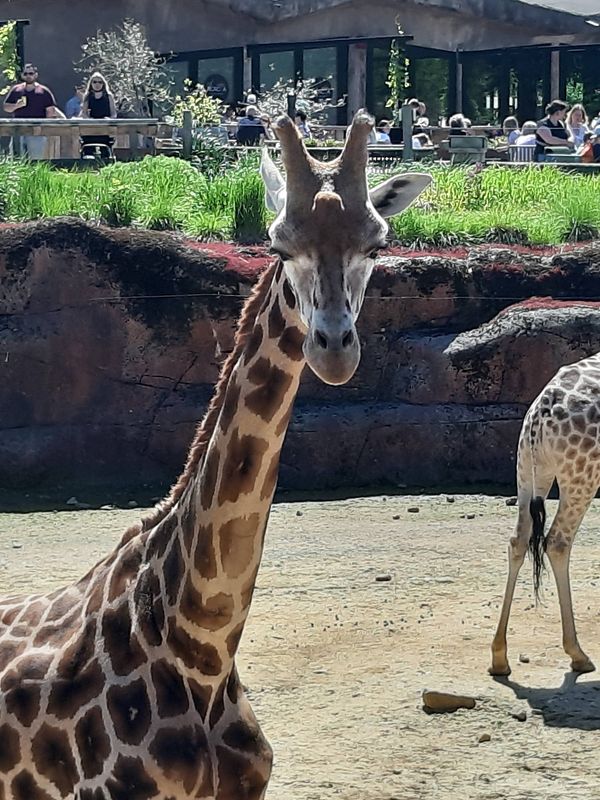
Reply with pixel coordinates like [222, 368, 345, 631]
[348, 43, 367, 118]
[550, 48, 560, 100]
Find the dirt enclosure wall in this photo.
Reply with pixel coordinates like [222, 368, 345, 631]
[2, 218, 600, 495]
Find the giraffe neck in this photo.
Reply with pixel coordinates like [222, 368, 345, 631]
[137, 260, 306, 681]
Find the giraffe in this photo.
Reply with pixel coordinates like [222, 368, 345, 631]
[490, 351, 600, 677]
[0, 111, 431, 800]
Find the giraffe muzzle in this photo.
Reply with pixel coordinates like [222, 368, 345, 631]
[304, 323, 361, 385]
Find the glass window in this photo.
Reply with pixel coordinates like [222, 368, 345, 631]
[369, 46, 394, 121]
[260, 51, 294, 91]
[412, 58, 449, 127]
[198, 56, 235, 103]
[303, 47, 338, 124]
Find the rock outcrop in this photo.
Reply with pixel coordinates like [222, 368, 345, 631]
[2, 218, 600, 494]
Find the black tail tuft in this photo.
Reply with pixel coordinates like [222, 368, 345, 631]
[529, 495, 547, 600]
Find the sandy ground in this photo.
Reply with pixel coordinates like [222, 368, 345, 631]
[2, 494, 600, 799]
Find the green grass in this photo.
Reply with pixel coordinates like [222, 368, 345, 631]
[0, 155, 599, 247]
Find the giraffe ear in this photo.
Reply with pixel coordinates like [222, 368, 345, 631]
[260, 148, 286, 214]
[369, 173, 432, 219]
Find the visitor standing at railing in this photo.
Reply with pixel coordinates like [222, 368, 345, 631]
[80, 71, 117, 155]
[2, 63, 65, 159]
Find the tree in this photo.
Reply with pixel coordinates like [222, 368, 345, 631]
[257, 76, 345, 126]
[0, 21, 18, 96]
[76, 18, 172, 117]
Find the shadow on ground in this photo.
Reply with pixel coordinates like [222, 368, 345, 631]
[497, 672, 600, 730]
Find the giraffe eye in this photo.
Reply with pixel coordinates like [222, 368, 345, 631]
[270, 247, 291, 262]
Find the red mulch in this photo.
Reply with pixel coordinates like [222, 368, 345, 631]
[499, 297, 600, 316]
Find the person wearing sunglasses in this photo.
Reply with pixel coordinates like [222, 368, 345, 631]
[80, 71, 117, 156]
[3, 63, 64, 159]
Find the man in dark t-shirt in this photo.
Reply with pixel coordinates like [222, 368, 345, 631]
[3, 63, 63, 158]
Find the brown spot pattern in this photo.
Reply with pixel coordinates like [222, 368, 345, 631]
[180, 579, 234, 631]
[278, 325, 305, 361]
[163, 538, 184, 607]
[188, 678, 212, 720]
[166, 618, 222, 674]
[4, 682, 41, 727]
[268, 296, 286, 338]
[226, 622, 245, 658]
[108, 545, 143, 603]
[194, 524, 217, 579]
[200, 446, 220, 510]
[260, 452, 280, 500]
[105, 755, 158, 800]
[10, 771, 54, 800]
[215, 745, 270, 800]
[246, 358, 293, 423]
[56, 619, 96, 679]
[151, 660, 189, 718]
[220, 380, 242, 434]
[133, 568, 165, 647]
[149, 725, 209, 794]
[219, 513, 261, 578]
[218, 431, 269, 505]
[31, 723, 79, 797]
[102, 603, 147, 676]
[75, 706, 111, 779]
[0, 724, 20, 772]
[107, 679, 152, 745]
[243, 325, 264, 365]
[47, 659, 105, 719]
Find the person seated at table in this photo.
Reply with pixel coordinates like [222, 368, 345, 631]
[514, 120, 537, 147]
[578, 129, 600, 163]
[448, 113, 470, 135]
[502, 115, 520, 145]
[412, 132, 432, 149]
[376, 119, 392, 143]
[80, 71, 117, 155]
[235, 105, 266, 145]
[566, 103, 590, 148]
[534, 99, 573, 162]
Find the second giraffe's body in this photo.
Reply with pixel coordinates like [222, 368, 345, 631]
[0, 113, 431, 799]
[490, 351, 600, 677]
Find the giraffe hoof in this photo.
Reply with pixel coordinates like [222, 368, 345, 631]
[571, 658, 595, 674]
[488, 663, 511, 677]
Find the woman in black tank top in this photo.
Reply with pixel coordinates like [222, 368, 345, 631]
[81, 71, 117, 151]
[534, 99, 573, 162]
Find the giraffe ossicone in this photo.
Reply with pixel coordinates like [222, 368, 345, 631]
[0, 110, 431, 799]
[490, 352, 600, 677]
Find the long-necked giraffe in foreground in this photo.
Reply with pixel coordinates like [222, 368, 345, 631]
[490, 352, 600, 677]
[0, 112, 431, 800]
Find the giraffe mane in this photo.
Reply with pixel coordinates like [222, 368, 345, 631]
[120, 259, 279, 544]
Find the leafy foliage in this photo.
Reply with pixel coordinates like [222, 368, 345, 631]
[1, 156, 600, 249]
[385, 22, 410, 124]
[76, 18, 172, 116]
[170, 79, 223, 127]
[0, 21, 18, 97]
[257, 76, 345, 125]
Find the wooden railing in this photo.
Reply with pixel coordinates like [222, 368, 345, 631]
[0, 118, 160, 159]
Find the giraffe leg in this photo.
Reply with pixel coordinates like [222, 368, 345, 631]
[489, 499, 533, 676]
[546, 486, 595, 674]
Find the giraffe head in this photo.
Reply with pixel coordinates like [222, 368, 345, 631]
[261, 109, 431, 385]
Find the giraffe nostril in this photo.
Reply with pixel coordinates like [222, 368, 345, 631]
[315, 330, 328, 350]
[342, 330, 354, 348]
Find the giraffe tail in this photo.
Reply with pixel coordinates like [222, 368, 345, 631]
[528, 495, 547, 599]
